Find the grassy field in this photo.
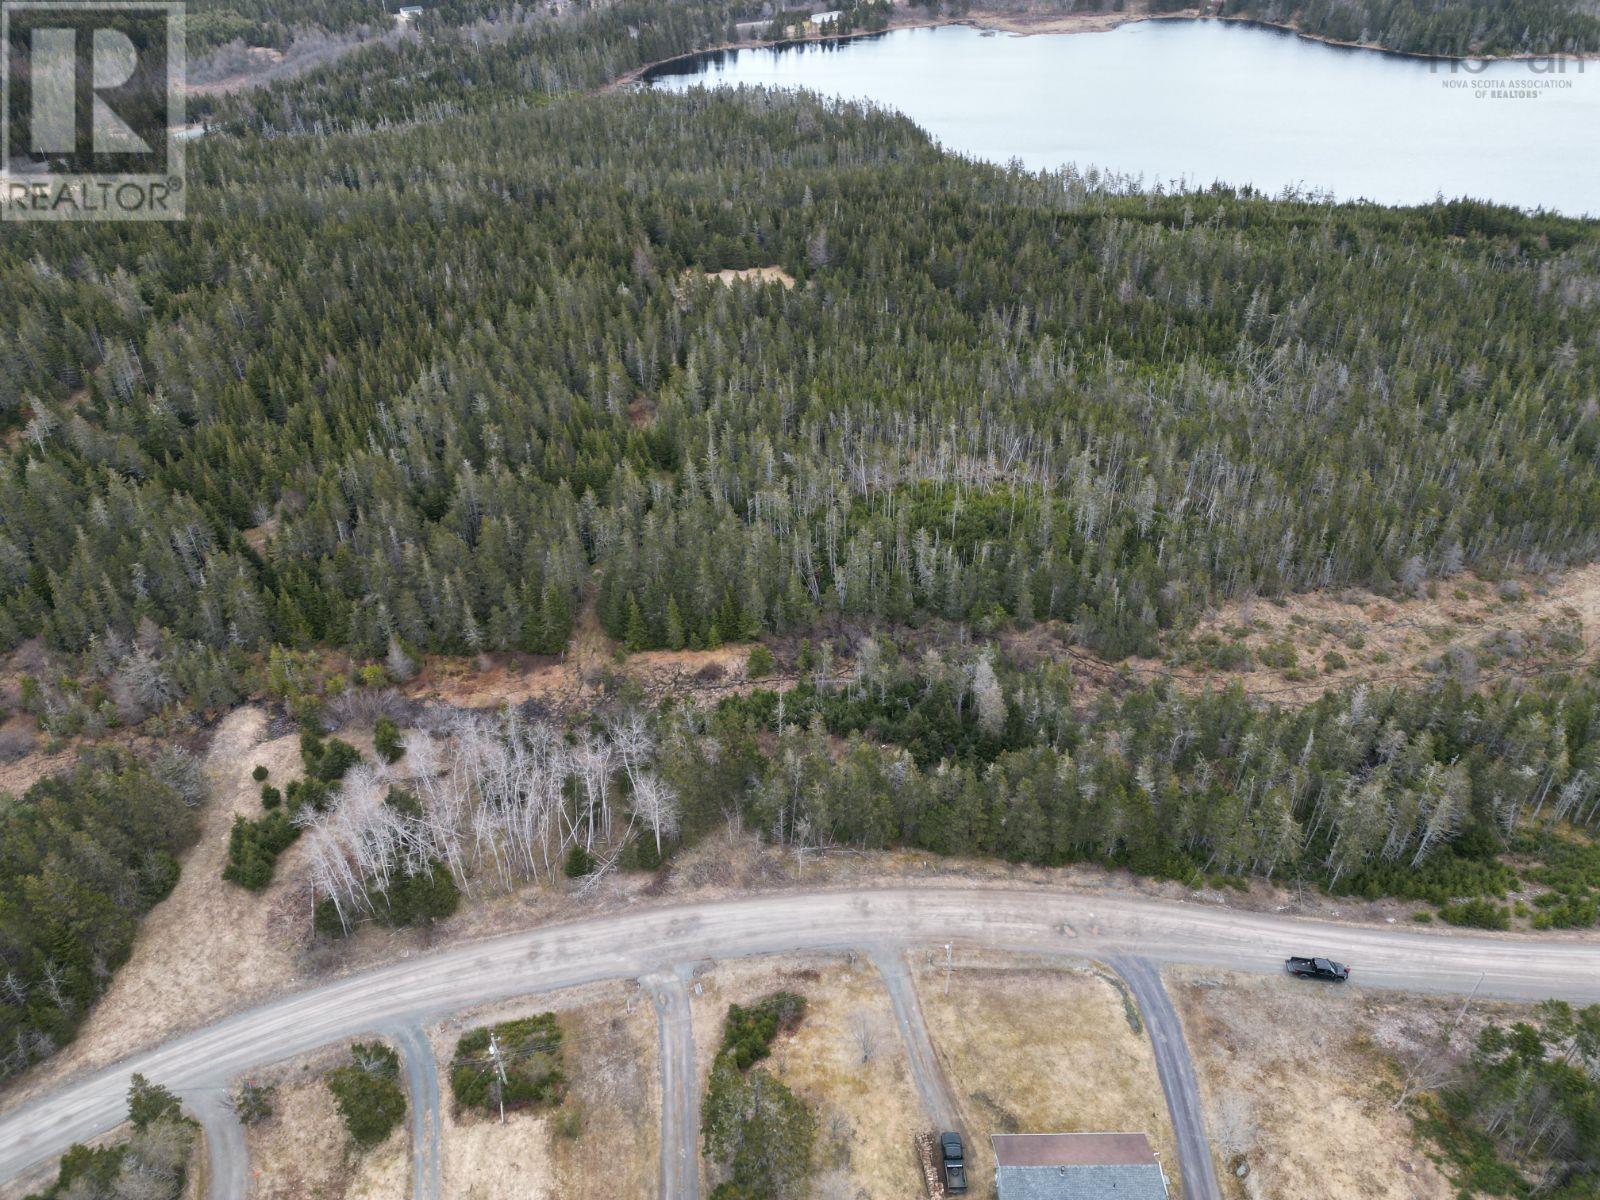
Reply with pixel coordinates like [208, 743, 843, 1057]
[688, 953, 926, 1198]
[428, 979, 658, 1200]
[911, 951, 1179, 1200]
[1167, 967, 1509, 1200]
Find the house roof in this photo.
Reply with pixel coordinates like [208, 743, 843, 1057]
[993, 1133, 1160, 1168]
[993, 1134, 1169, 1200]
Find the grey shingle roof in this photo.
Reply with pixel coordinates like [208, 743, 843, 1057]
[996, 1162, 1170, 1200]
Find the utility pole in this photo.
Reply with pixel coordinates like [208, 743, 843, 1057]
[488, 1030, 509, 1125]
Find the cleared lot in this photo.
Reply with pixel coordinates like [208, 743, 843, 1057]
[910, 951, 1180, 1199]
[687, 953, 926, 1198]
[1167, 966, 1507, 1200]
[427, 979, 658, 1200]
[243, 1042, 409, 1200]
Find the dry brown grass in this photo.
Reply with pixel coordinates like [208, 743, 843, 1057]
[403, 595, 758, 715]
[245, 1042, 408, 1200]
[1166, 967, 1516, 1200]
[966, 4, 1158, 35]
[1135, 565, 1600, 704]
[428, 980, 659, 1200]
[687, 954, 924, 1199]
[911, 951, 1177, 1200]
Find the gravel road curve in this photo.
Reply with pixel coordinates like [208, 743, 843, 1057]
[5, 886, 1600, 1187]
[183, 1086, 246, 1200]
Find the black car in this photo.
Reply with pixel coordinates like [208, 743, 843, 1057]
[940, 1131, 967, 1194]
[1286, 955, 1350, 982]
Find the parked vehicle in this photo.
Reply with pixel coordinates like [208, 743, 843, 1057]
[940, 1131, 967, 1193]
[1285, 955, 1350, 982]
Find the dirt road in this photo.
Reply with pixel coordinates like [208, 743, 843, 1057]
[870, 946, 961, 1132]
[645, 968, 700, 1200]
[183, 1087, 246, 1200]
[389, 1023, 442, 1200]
[4, 886, 1600, 1188]
[1115, 956, 1219, 1200]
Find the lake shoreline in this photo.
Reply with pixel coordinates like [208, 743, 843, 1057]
[643, 15, 1599, 216]
[613, 5, 1598, 92]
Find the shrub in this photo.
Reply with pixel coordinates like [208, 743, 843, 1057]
[252, 764, 269, 782]
[372, 860, 460, 928]
[564, 844, 596, 878]
[285, 775, 332, 814]
[232, 1081, 275, 1126]
[298, 730, 361, 782]
[128, 1075, 184, 1130]
[450, 1014, 566, 1114]
[745, 645, 776, 679]
[1437, 898, 1511, 930]
[315, 897, 349, 938]
[326, 1043, 406, 1148]
[316, 737, 362, 783]
[702, 992, 815, 1200]
[717, 992, 806, 1071]
[260, 784, 281, 808]
[1258, 639, 1298, 670]
[222, 811, 299, 890]
[373, 716, 404, 764]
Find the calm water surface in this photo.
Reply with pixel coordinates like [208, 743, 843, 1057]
[649, 22, 1600, 215]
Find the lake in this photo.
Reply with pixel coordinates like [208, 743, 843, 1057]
[647, 21, 1600, 216]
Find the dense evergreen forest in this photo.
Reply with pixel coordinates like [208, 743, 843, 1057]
[5, 83, 1600, 697]
[3, 0, 1600, 1098]
[1217, 0, 1600, 56]
[0, 754, 203, 1083]
[178, 0, 1600, 65]
[1420, 1002, 1600, 1198]
[682, 646, 1600, 912]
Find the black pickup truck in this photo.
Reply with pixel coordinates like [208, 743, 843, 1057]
[1286, 955, 1350, 982]
[940, 1132, 968, 1194]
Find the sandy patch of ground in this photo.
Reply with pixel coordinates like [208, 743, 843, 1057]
[910, 951, 1178, 1199]
[1167, 967, 1518, 1200]
[428, 979, 658, 1200]
[701, 266, 797, 288]
[245, 1046, 408, 1200]
[2, 708, 309, 1109]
